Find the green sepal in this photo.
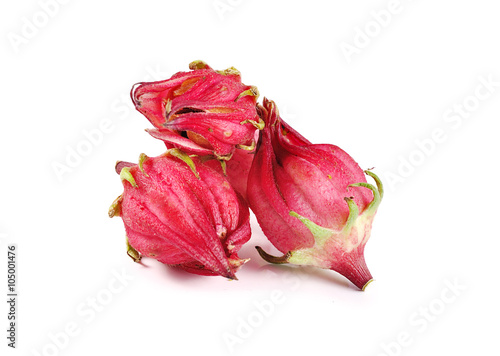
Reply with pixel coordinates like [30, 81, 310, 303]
[120, 167, 137, 187]
[289, 211, 334, 247]
[138, 153, 149, 176]
[236, 86, 259, 102]
[189, 60, 209, 70]
[237, 140, 256, 151]
[240, 118, 265, 130]
[126, 237, 141, 263]
[216, 66, 241, 77]
[365, 169, 384, 200]
[214, 152, 234, 161]
[108, 195, 123, 218]
[342, 197, 359, 234]
[349, 182, 380, 215]
[220, 160, 227, 176]
[167, 148, 200, 179]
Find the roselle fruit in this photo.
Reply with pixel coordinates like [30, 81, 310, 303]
[247, 99, 383, 290]
[131, 60, 262, 161]
[109, 149, 251, 279]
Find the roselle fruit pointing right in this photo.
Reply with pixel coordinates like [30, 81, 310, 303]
[247, 99, 383, 290]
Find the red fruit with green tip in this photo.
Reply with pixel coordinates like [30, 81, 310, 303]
[109, 149, 251, 279]
[247, 99, 383, 290]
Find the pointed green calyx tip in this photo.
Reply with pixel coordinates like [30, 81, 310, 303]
[342, 197, 359, 234]
[220, 160, 227, 176]
[167, 148, 200, 179]
[349, 170, 382, 215]
[214, 151, 233, 161]
[364, 169, 384, 200]
[138, 153, 149, 176]
[289, 211, 333, 246]
[237, 140, 256, 151]
[120, 167, 137, 187]
[108, 195, 123, 218]
[236, 86, 260, 102]
[126, 238, 141, 263]
[240, 118, 265, 130]
[217, 66, 241, 77]
[189, 60, 209, 70]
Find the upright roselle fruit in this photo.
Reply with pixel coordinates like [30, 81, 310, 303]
[247, 99, 383, 290]
[109, 149, 251, 279]
[131, 60, 262, 161]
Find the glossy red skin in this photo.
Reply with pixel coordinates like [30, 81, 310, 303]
[247, 98, 373, 253]
[118, 154, 251, 279]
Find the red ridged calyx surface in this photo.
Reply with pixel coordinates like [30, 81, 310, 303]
[131, 60, 262, 161]
[247, 98, 383, 290]
[109, 150, 251, 279]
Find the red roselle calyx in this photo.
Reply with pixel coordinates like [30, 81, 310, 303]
[131, 60, 262, 161]
[109, 149, 251, 279]
[247, 99, 383, 290]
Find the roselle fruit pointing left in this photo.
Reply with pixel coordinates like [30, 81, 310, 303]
[131, 60, 262, 160]
[108, 150, 251, 279]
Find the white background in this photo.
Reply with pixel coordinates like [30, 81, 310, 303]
[1, 1, 499, 355]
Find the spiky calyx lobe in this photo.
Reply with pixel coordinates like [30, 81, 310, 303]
[286, 176, 381, 290]
[248, 98, 383, 290]
[109, 150, 251, 279]
[131, 60, 262, 160]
